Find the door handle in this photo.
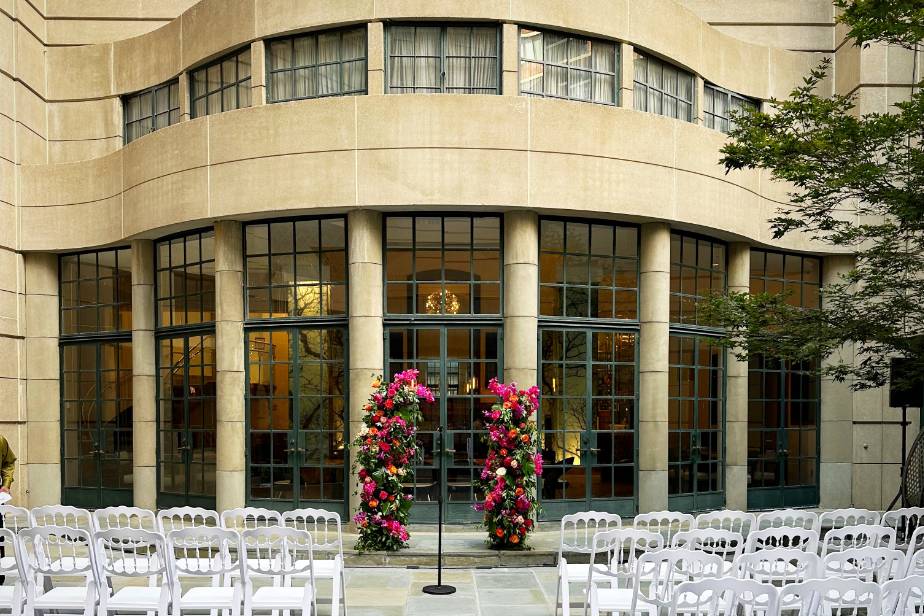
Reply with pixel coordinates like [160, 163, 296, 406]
[177, 445, 191, 451]
[586, 448, 601, 454]
[444, 448, 457, 454]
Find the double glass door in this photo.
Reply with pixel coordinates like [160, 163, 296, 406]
[386, 326, 501, 522]
[246, 327, 347, 512]
[538, 329, 638, 519]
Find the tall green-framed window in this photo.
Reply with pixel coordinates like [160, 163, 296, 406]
[386, 24, 501, 94]
[244, 216, 349, 512]
[123, 79, 180, 144]
[519, 28, 619, 105]
[669, 232, 727, 326]
[747, 249, 821, 509]
[633, 51, 694, 122]
[668, 334, 724, 512]
[155, 230, 217, 507]
[703, 83, 759, 134]
[267, 27, 367, 103]
[190, 46, 252, 118]
[385, 215, 501, 316]
[59, 248, 133, 508]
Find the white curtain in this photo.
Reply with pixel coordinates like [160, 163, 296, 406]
[269, 40, 293, 101]
[445, 27, 470, 90]
[414, 27, 440, 91]
[341, 28, 366, 93]
[472, 27, 497, 92]
[388, 26, 415, 91]
[318, 32, 340, 96]
[592, 42, 616, 104]
[294, 36, 317, 98]
[633, 53, 647, 111]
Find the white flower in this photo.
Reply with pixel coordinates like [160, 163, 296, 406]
[496, 467, 507, 477]
[510, 460, 519, 468]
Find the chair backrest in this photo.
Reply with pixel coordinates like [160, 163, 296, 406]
[221, 507, 283, 532]
[30, 505, 93, 531]
[819, 507, 881, 530]
[18, 525, 97, 578]
[0, 528, 23, 579]
[587, 528, 664, 588]
[736, 548, 822, 586]
[240, 527, 314, 580]
[557, 511, 622, 557]
[632, 549, 724, 612]
[93, 506, 157, 532]
[820, 524, 896, 557]
[745, 526, 819, 553]
[633, 511, 694, 545]
[157, 506, 220, 534]
[780, 577, 881, 616]
[281, 508, 343, 556]
[672, 528, 745, 562]
[670, 578, 778, 616]
[882, 575, 924, 616]
[0, 504, 32, 532]
[822, 547, 905, 583]
[882, 507, 924, 547]
[755, 508, 819, 533]
[695, 509, 756, 536]
[167, 526, 243, 578]
[95, 528, 170, 586]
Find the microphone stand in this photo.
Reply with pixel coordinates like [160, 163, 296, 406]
[422, 425, 456, 595]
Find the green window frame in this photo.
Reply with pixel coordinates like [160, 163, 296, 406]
[669, 232, 727, 326]
[633, 51, 694, 122]
[123, 80, 180, 144]
[750, 249, 821, 309]
[266, 27, 367, 103]
[703, 83, 759, 134]
[60, 248, 133, 335]
[519, 27, 619, 105]
[155, 230, 216, 328]
[539, 218, 639, 320]
[190, 46, 252, 118]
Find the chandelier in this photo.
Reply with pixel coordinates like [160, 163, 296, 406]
[425, 289, 461, 314]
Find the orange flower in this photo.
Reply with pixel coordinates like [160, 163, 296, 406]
[503, 402, 511, 409]
[388, 465, 398, 475]
[500, 449, 508, 456]
[520, 434, 530, 443]
[508, 428, 518, 438]
[369, 499, 379, 508]
[515, 487, 524, 496]
[495, 528, 505, 538]
[372, 378, 381, 388]
[369, 427, 378, 435]
[509, 534, 520, 544]
[508, 394, 518, 403]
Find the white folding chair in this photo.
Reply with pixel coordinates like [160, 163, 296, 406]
[220, 507, 283, 531]
[552, 511, 622, 616]
[671, 528, 744, 575]
[633, 511, 694, 545]
[780, 577, 881, 616]
[882, 575, 924, 616]
[282, 508, 347, 616]
[883, 508, 924, 549]
[584, 528, 663, 616]
[167, 527, 244, 615]
[95, 528, 172, 615]
[30, 505, 94, 531]
[0, 528, 25, 615]
[242, 527, 315, 616]
[0, 506, 29, 582]
[822, 547, 905, 582]
[755, 509, 820, 533]
[92, 506, 157, 532]
[737, 548, 822, 585]
[669, 578, 779, 616]
[157, 506, 221, 534]
[18, 526, 99, 615]
[627, 550, 724, 616]
[819, 507, 881, 530]
[695, 509, 756, 536]
[745, 526, 819, 553]
[820, 524, 896, 557]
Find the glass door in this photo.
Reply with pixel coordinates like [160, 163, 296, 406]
[157, 334, 217, 508]
[246, 327, 347, 512]
[538, 329, 638, 519]
[385, 326, 501, 523]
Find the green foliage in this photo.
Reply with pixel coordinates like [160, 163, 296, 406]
[834, 0, 924, 49]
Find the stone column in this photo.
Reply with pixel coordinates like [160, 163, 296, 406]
[638, 223, 670, 512]
[250, 41, 267, 106]
[619, 43, 635, 109]
[503, 211, 539, 387]
[694, 76, 706, 124]
[347, 210, 384, 514]
[725, 242, 750, 510]
[502, 23, 520, 96]
[215, 221, 246, 511]
[131, 241, 157, 510]
[23, 253, 60, 507]
[178, 71, 191, 122]
[367, 22, 385, 95]
[820, 255, 855, 508]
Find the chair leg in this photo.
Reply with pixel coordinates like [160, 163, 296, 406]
[331, 572, 341, 616]
[555, 574, 562, 616]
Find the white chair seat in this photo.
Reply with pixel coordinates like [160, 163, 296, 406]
[106, 587, 165, 610]
[252, 586, 313, 610]
[562, 562, 594, 581]
[291, 557, 340, 578]
[0, 585, 15, 607]
[595, 588, 657, 616]
[33, 586, 94, 609]
[178, 586, 240, 609]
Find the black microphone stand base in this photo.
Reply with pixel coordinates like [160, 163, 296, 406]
[421, 426, 456, 596]
[422, 584, 457, 595]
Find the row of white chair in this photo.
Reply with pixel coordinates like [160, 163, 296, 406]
[0, 524, 322, 616]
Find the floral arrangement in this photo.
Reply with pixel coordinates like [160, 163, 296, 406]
[474, 378, 542, 548]
[351, 369, 434, 552]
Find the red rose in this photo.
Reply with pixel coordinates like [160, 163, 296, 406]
[385, 399, 394, 409]
[379, 490, 388, 500]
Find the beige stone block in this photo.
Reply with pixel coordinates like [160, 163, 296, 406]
[0, 160, 13, 207]
[45, 0, 196, 19]
[770, 49, 829, 99]
[133, 466, 157, 511]
[24, 254, 56, 297]
[376, 0, 506, 19]
[503, 315, 537, 372]
[0, 114, 13, 164]
[0, 378, 22, 422]
[819, 462, 852, 509]
[216, 469, 246, 512]
[503, 264, 537, 318]
[113, 17, 182, 95]
[358, 95, 528, 151]
[0, 249, 16, 292]
[215, 322, 244, 373]
[851, 464, 881, 510]
[124, 119, 208, 189]
[14, 0, 44, 54]
[15, 82, 46, 140]
[638, 373, 668, 423]
[48, 97, 122, 147]
[348, 262, 383, 318]
[24, 463, 61, 507]
[504, 368, 536, 388]
[835, 41, 861, 96]
[882, 423, 908, 464]
[724, 464, 747, 511]
[132, 375, 156, 425]
[638, 469, 668, 512]
[672, 174, 761, 242]
[47, 43, 113, 101]
[49, 139, 122, 164]
[713, 24, 833, 55]
[501, 23, 518, 74]
[0, 337, 19, 379]
[215, 220, 243, 273]
[212, 150, 357, 216]
[27, 421, 60, 464]
[503, 210, 538, 267]
[0, 14, 12, 79]
[255, 0, 373, 38]
[0, 294, 18, 338]
[181, 0, 255, 69]
[348, 318, 383, 371]
[26, 379, 58, 423]
[47, 19, 168, 46]
[25, 338, 57, 381]
[131, 286, 155, 332]
[0, 73, 13, 122]
[21, 150, 121, 208]
[216, 370, 245, 425]
[820, 379, 854, 423]
[16, 125, 46, 165]
[880, 463, 902, 508]
[249, 40, 265, 89]
[123, 167, 210, 238]
[132, 330, 155, 378]
[510, 0, 628, 42]
[216, 272, 243, 323]
[851, 423, 881, 465]
[216, 419, 245, 472]
[347, 210, 383, 266]
[681, 0, 834, 24]
[20, 197, 124, 252]
[25, 295, 58, 338]
[639, 271, 669, 325]
[819, 419, 852, 464]
[725, 420, 747, 466]
[366, 21, 384, 71]
[639, 322, 669, 374]
[349, 369, 380, 423]
[367, 69, 384, 96]
[502, 70, 518, 97]
[15, 23, 45, 97]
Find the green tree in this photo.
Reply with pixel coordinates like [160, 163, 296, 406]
[703, 0, 924, 391]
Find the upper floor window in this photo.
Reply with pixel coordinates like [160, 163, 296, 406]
[387, 24, 500, 94]
[750, 250, 820, 309]
[190, 47, 251, 118]
[60, 248, 132, 335]
[539, 219, 638, 319]
[633, 52, 694, 122]
[669, 233, 726, 326]
[519, 28, 619, 105]
[704, 83, 758, 133]
[267, 27, 367, 103]
[123, 80, 180, 144]
[155, 231, 216, 328]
